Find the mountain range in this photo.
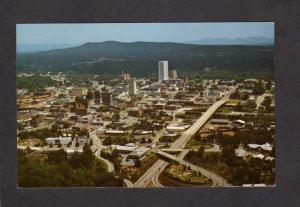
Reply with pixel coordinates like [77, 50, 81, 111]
[187, 36, 274, 46]
[17, 37, 274, 53]
[16, 40, 274, 77]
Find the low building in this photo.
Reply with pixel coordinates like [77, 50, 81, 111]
[244, 79, 259, 88]
[114, 145, 137, 154]
[163, 132, 177, 138]
[127, 147, 151, 159]
[133, 130, 154, 140]
[210, 119, 230, 125]
[95, 127, 106, 135]
[247, 143, 273, 151]
[210, 119, 231, 129]
[165, 104, 181, 111]
[105, 129, 125, 136]
[235, 119, 246, 126]
[167, 125, 190, 132]
[128, 108, 143, 117]
[45, 137, 72, 145]
[154, 102, 166, 110]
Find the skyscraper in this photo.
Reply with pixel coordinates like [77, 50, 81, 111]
[129, 78, 137, 96]
[170, 70, 178, 79]
[102, 91, 113, 105]
[94, 90, 101, 104]
[158, 61, 169, 81]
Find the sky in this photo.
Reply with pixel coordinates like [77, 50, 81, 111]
[17, 22, 274, 45]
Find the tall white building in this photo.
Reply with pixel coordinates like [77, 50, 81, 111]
[158, 61, 169, 81]
[129, 78, 137, 96]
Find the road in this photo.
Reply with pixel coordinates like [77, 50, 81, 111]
[153, 128, 165, 144]
[17, 145, 61, 152]
[17, 122, 55, 135]
[205, 144, 221, 153]
[90, 131, 115, 172]
[133, 87, 236, 187]
[152, 171, 164, 187]
[255, 93, 272, 110]
[123, 179, 133, 187]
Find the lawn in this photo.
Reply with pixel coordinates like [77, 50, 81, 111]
[186, 138, 214, 150]
[162, 164, 213, 186]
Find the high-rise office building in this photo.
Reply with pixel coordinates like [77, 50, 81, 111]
[170, 70, 178, 79]
[158, 61, 169, 81]
[71, 87, 82, 97]
[120, 71, 131, 81]
[102, 91, 113, 106]
[94, 90, 101, 104]
[129, 78, 137, 96]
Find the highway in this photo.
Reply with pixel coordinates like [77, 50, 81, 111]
[133, 87, 235, 187]
[123, 178, 134, 187]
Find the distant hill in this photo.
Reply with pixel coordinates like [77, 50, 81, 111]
[17, 44, 80, 53]
[187, 36, 274, 46]
[16, 41, 274, 78]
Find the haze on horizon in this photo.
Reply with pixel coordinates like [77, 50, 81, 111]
[17, 22, 274, 45]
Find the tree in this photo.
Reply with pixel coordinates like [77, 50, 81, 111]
[222, 146, 236, 164]
[47, 149, 67, 164]
[79, 128, 88, 137]
[253, 85, 265, 95]
[135, 159, 141, 167]
[233, 167, 248, 184]
[198, 146, 205, 158]
[80, 143, 95, 168]
[50, 124, 59, 133]
[112, 112, 120, 122]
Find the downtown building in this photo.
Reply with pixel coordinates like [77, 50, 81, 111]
[158, 61, 169, 81]
[170, 70, 178, 79]
[102, 91, 113, 105]
[129, 78, 137, 97]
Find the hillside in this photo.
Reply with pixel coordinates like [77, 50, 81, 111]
[187, 36, 274, 46]
[16, 41, 274, 78]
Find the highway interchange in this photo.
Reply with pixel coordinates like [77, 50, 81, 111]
[133, 87, 236, 187]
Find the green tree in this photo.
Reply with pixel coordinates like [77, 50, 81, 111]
[80, 144, 94, 168]
[47, 149, 67, 164]
[198, 146, 205, 158]
[222, 146, 236, 164]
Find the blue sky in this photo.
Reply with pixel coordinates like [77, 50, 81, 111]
[17, 22, 274, 45]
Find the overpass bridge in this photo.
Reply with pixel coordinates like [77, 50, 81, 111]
[133, 87, 236, 187]
[160, 148, 185, 153]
